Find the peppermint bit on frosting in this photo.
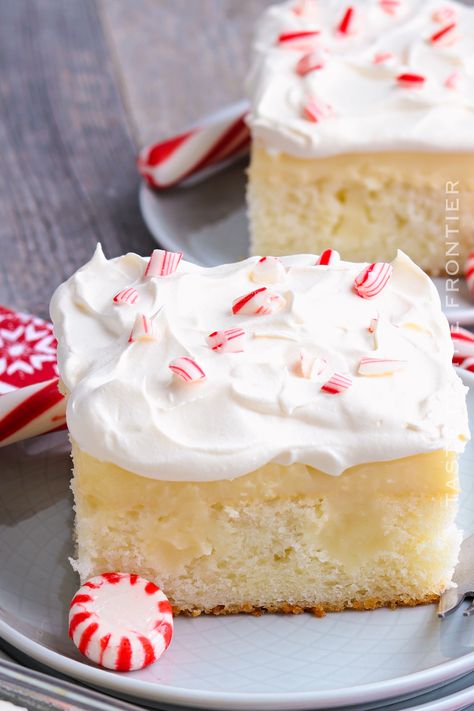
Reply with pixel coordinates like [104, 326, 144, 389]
[50, 245, 469, 482]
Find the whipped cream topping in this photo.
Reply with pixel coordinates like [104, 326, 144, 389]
[247, 0, 474, 157]
[50, 246, 469, 481]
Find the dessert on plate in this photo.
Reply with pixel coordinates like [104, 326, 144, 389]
[246, 0, 474, 274]
[51, 246, 469, 616]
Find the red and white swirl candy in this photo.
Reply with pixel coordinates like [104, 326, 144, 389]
[207, 328, 246, 353]
[169, 356, 206, 383]
[358, 356, 407, 376]
[232, 287, 285, 316]
[250, 257, 286, 285]
[138, 103, 250, 190]
[321, 372, 353, 394]
[451, 326, 474, 365]
[354, 262, 393, 299]
[465, 250, 474, 299]
[316, 249, 340, 266]
[145, 249, 183, 278]
[69, 573, 173, 671]
[113, 287, 139, 306]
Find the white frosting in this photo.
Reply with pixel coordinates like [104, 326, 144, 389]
[50, 246, 469, 481]
[247, 0, 474, 157]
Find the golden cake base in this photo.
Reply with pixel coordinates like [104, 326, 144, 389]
[71, 442, 461, 616]
[247, 144, 474, 276]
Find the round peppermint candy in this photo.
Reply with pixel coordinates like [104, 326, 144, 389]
[69, 573, 173, 671]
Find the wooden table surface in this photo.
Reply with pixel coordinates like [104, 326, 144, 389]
[0, 0, 269, 320]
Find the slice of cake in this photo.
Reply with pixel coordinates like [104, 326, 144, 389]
[51, 246, 469, 615]
[246, 0, 474, 275]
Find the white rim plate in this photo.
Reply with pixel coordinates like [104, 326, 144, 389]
[0, 371, 473, 710]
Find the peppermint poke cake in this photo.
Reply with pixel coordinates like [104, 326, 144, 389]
[50, 246, 469, 615]
[246, 0, 474, 274]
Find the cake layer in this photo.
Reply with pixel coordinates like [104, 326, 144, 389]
[72, 443, 461, 615]
[248, 145, 474, 275]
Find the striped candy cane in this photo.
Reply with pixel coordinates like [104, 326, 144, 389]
[113, 287, 139, 306]
[145, 249, 183, 278]
[207, 328, 246, 353]
[354, 262, 393, 299]
[138, 102, 250, 189]
[451, 326, 474, 365]
[358, 356, 407, 376]
[250, 257, 286, 285]
[232, 287, 286, 316]
[169, 356, 206, 382]
[321, 372, 353, 394]
[316, 249, 340, 266]
[465, 250, 474, 299]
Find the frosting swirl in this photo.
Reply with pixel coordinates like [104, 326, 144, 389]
[50, 246, 469, 481]
[246, 0, 474, 157]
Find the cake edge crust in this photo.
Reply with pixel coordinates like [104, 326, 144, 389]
[173, 594, 439, 618]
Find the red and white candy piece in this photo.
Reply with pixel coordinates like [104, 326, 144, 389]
[129, 314, 156, 343]
[277, 30, 320, 50]
[250, 256, 286, 284]
[368, 316, 379, 348]
[298, 349, 327, 379]
[445, 70, 461, 89]
[69, 573, 173, 672]
[337, 6, 356, 35]
[396, 73, 426, 88]
[169, 356, 206, 382]
[379, 0, 400, 15]
[354, 262, 393, 299]
[303, 96, 333, 123]
[373, 51, 395, 65]
[432, 5, 457, 23]
[232, 287, 285, 316]
[465, 250, 474, 298]
[145, 249, 182, 278]
[138, 104, 250, 190]
[296, 50, 326, 75]
[451, 326, 474, 365]
[321, 372, 353, 394]
[113, 287, 139, 306]
[460, 357, 474, 373]
[429, 21, 456, 44]
[358, 356, 407, 376]
[207, 328, 246, 353]
[316, 249, 340, 266]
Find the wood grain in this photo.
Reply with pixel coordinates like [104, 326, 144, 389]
[0, 0, 154, 319]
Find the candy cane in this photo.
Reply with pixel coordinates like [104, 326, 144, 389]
[278, 30, 321, 50]
[379, 0, 400, 15]
[303, 97, 333, 123]
[169, 356, 206, 382]
[298, 350, 327, 379]
[145, 249, 182, 278]
[138, 103, 250, 189]
[451, 326, 474, 365]
[0, 377, 66, 447]
[465, 250, 474, 298]
[250, 257, 286, 284]
[69, 573, 173, 671]
[207, 328, 246, 353]
[321, 372, 353, 394]
[358, 356, 407, 376]
[354, 262, 393, 299]
[460, 357, 474, 373]
[129, 314, 156, 343]
[430, 22, 456, 44]
[316, 249, 340, 266]
[296, 51, 326, 75]
[232, 287, 285, 316]
[396, 73, 426, 88]
[337, 6, 356, 34]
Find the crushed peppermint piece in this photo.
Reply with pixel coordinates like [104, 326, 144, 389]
[113, 287, 139, 306]
[207, 328, 246, 353]
[396, 73, 426, 87]
[129, 314, 156, 342]
[379, 0, 400, 15]
[278, 30, 320, 50]
[358, 356, 407, 376]
[316, 249, 340, 266]
[373, 51, 395, 64]
[429, 22, 456, 44]
[303, 97, 333, 122]
[169, 356, 206, 383]
[145, 249, 183, 278]
[232, 287, 285, 316]
[461, 356, 474, 373]
[299, 349, 327, 379]
[337, 6, 355, 34]
[321, 372, 353, 394]
[445, 70, 460, 89]
[354, 262, 393, 299]
[250, 256, 286, 284]
[296, 50, 325, 75]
